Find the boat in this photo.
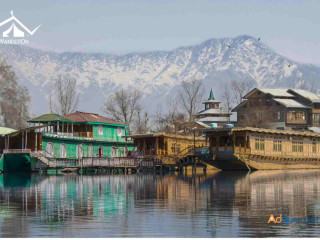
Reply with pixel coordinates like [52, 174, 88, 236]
[197, 127, 320, 170]
[0, 111, 135, 173]
[123, 132, 208, 165]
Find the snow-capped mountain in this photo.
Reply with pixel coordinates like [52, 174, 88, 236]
[0, 35, 319, 115]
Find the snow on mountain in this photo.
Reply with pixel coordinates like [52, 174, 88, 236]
[0, 35, 320, 115]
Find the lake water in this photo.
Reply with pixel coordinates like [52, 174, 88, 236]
[0, 170, 320, 237]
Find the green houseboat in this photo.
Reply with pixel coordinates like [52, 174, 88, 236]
[0, 111, 135, 172]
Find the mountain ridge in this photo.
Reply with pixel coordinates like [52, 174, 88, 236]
[0, 35, 319, 116]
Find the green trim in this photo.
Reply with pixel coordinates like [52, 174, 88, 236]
[87, 122, 128, 127]
[42, 133, 133, 145]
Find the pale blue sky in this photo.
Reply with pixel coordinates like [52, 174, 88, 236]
[1, 0, 320, 65]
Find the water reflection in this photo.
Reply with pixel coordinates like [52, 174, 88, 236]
[0, 170, 320, 237]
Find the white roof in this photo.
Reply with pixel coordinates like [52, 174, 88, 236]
[0, 126, 17, 136]
[274, 98, 309, 108]
[259, 89, 294, 97]
[202, 99, 221, 104]
[290, 89, 320, 102]
[195, 121, 210, 128]
[198, 116, 233, 122]
[196, 109, 231, 115]
[309, 127, 320, 133]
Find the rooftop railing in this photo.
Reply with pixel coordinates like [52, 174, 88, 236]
[43, 131, 94, 139]
[3, 149, 31, 154]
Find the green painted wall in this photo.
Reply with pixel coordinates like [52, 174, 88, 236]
[42, 138, 134, 159]
[41, 123, 133, 159]
[93, 124, 126, 142]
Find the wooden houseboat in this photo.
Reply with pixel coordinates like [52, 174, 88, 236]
[123, 132, 207, 164]
[198, 127, 320, 170]
[0, 111, 135, 172]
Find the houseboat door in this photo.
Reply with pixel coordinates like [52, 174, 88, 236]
[46, 143, 54, 157]
[97, 146, 103, 158]
[76, 145, 83, 159]
[60, 144, 67, 158]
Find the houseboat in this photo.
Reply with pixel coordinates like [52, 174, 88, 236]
[0, 111, 134, 172]
[198, 127, 320, 170]
[123, 132, 207, 164]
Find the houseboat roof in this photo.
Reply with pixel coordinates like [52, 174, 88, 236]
[244, 88, 295, 99]
[273, 98, 310, 108]
[197, 127, 320, 138]
[64, 111, 127, 126]
[7, 125, 50, 137]
[289, 89, 320, 102]
[196, 109, 230, 115]
[28, 112, 72, 123]
[0, 126, 17, 137]
[197, 116, 232, 123]
[123, 132, 205, 141]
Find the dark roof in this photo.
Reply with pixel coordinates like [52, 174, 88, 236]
[231, 100, 247, 112]
[28, 112, 72, 123]
[64, 111, 127, 126]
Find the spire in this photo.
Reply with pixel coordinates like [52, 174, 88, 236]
[208, 88, 215, 100]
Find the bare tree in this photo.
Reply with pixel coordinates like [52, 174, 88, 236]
[134, 106, 149, 134]
[178, 79, 204, 122]
[231, 78, 256, 104]
[239, 111, 271, 128]
[55, 75, 79, 115]
[0, 57, 30, 129]
[104, 88, 142, 129]
[221, 82, 233, 122]
[153, 98, 188, 134]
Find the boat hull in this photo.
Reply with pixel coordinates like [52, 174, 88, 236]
[0, 153, 33, 173]
[202, 153, 320, 171]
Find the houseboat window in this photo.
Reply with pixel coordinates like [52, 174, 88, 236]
[292, 141, 303, 152]
[60, 144, 67, 158]
[98, 125, 103, 135]
[171, 143, 176, 153]
[273, 139, 282, 152]
[312, 139, 317, 153]
[117, 127, 122, 137]
[255, 138, 265, 151]
[255, 138, 259, 150]
[88, 144, 93, 157]
[124, 146, 128, 157]
[288, 111, 305, 120]
[313, 114, 320, 125]
[111, 147, 118, 157]
[76, 145, 83, 159]
[176, 144, 181, 153]
[46, 143, 54, 157]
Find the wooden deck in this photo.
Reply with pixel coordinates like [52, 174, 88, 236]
[30, 149, 208, 174]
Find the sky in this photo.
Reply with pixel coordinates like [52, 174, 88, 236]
[0, 0, 320, 66]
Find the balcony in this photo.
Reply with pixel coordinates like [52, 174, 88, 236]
[3, 149, 31, 154]
[42, 131, 94, 140]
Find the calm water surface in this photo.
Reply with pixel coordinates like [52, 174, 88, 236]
[0, 170, 320, 237]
